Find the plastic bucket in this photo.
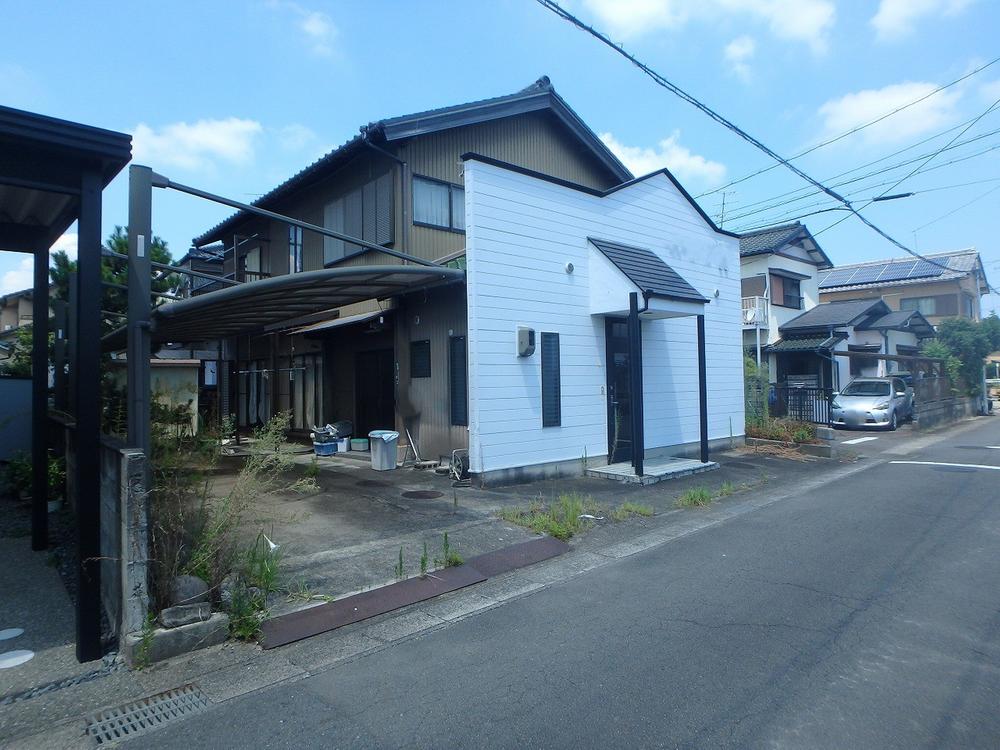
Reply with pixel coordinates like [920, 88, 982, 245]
[336, 438, 350, 452]
[314, 441, 337, 457]
[368, 430, 399, 471]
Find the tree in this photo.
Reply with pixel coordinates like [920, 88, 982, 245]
[922, 316, 1000, 395]
[0, 325, 53, 378]
[49, 225, 179, 332]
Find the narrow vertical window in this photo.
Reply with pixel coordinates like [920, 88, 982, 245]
[288, 225, 303, 273]
[449, 335, 468, 426]
[410, 340, 431, 378]
[541, 332, 561, 427]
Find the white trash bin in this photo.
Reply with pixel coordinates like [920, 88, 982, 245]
[368, 430, 399, 471]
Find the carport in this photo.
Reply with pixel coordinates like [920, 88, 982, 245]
[0, 105, 131, 660]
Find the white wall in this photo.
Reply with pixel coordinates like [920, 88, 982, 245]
[740, 253, 821, 345]
[464, 160, 744, 474]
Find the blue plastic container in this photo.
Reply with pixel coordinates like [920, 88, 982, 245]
[313, 441, 337, 457]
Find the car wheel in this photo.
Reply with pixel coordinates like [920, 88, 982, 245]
[888, 411, 898, 431]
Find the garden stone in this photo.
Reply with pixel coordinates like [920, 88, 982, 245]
[170, 574, 209, 605]
[160, 603, 211, 628]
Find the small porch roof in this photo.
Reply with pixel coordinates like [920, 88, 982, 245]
[765, 333, 846, 353]
[104, 265, 464, 347]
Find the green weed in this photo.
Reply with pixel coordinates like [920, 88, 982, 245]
[676, 487, 714, 508]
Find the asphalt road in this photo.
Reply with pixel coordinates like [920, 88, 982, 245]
[129, 418, 1000, 749]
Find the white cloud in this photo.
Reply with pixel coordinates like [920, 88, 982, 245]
[268, 1, 337, 57]
[0, 232, 79, 295]
[871, 0, 974, 41]
[581, 0, 834, 52]
[0, 257, 33, 296]
[980, 79, 1000, 104]
[276, 123, 318, 151]
[132, 118, 263, 171]
[600, 131, 727, 186]
[724, 35, 755, 80]
[817, 81, 962, 146]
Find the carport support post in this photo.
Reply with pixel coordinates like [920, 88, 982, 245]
[31, 245, 50, 551]
[628, 292, 644, 477]
[127, 165, 152, 457]
[53, 300, 68, 412]
[697, 314, 709, 463]
[75, 169, 103, 662]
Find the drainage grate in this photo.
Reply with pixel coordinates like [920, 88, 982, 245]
[86, 684, 209, 744]
[401, 490, 443, 500]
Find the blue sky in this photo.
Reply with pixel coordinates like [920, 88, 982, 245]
[2, 0, 997, 313]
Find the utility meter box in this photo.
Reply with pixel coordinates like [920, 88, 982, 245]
[517, 326, 536, 357]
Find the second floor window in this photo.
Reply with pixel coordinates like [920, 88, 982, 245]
[769, 273, 802, 309]
[901, 294, 958, 317]
[289, 225, 303, 273]
[414, 176, 465, 231]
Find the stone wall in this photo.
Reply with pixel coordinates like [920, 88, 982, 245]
[915, 396, 979, 430]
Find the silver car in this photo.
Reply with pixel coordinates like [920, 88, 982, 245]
[830, 377, 912, 431]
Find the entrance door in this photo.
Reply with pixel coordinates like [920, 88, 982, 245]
[356, 349, 395, 438]
[605, 319, 632, 464]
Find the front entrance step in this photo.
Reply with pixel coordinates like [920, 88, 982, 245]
[587, 457, 719, 485]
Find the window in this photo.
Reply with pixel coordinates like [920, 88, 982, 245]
[414, 176, 465, 231]
[410, 340, 431, 378]
[963, 293, 976, 319]
[449, 336, 468, 426]
[323, 173, 394, 265]
[288, 225, 303, 273]
[770, 273, 802, 309]
[541, 332, 561, 427]
[900, 294, 958, 317]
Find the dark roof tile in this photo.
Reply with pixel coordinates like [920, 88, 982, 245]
[590, 238, 707, 304]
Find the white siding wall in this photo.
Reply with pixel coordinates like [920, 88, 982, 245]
[464, 160, 743, 474]
[740, 253, 821, 346]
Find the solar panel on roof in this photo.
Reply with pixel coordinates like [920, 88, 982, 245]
[845, 266, 883, 284]
[818, 270, 856, 288]
[877, 260, 917, 282]
[908, 260, 945, 279]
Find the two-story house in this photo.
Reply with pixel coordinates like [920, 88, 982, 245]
[818, 248, 990, 326]
[177, 76, 744, 483]
[739, 222, 833, 363]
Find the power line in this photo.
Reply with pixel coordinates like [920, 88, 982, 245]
[725, 118, 1000, 217]
[535, 0, 999, 294]
[911, 183, 1000, 233]
[815, 94, 1000, 236]
[697, 55, 1000, 198]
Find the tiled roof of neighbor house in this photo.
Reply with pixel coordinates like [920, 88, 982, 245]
[765, 333, 845, 352]
[857, 309, 935, 337]
[590, 238, 708, 303]
[779, 299, 888, 332]
[738, 221, 833, 268]
[193, 77, 632, 247]
[818, 248, 988, 293]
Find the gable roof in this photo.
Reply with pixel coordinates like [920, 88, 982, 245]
[856, 309, 935, 338]
[779, 299, 889, 332]
[590, 238, 708, 303]
[818, 248, 989, 294]
[738, 221, 833, 268]
[193, 77, 631, 247]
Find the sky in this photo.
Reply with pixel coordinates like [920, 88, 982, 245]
[1, 0, 998, 314]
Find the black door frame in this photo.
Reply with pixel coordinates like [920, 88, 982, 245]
[605, 316, 632, 465]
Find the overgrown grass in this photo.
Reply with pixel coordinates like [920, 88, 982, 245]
[228, 531, 284, 641]
[746, 418, 817, 444]
[675, 487, 714, 508]
[499, 493, 655, 539]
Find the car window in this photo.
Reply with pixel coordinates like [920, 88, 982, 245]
[893, 379, 905, 393]
[842, 381, 891, 396]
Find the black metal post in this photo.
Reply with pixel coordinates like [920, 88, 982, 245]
[53, 300, 68, 413]
[75, 169, 103, 662]
[31, 247, 49, 551]
[68, 273, 78, 411]
[628, 293, 644, 477]
[696, 314, 709, 463]
[127, 166, 152, 456]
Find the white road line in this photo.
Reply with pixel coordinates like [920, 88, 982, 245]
[987, 446, 1000, 450]
[842, 436, 879, 445]
[889, 461, 1000, 471]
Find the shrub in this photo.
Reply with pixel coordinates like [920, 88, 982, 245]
[746, 418, 816, 444]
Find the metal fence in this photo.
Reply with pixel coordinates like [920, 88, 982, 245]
[770, 385, 833, 425]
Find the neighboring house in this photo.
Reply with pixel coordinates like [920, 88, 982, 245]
[765, 299, 934, 390]
[0, 286, 52, 362]
[739, 222, 833, 363]
[175, 245, 225, 296]
[174, 76, 743, 482]
[818, 248, 990, 326]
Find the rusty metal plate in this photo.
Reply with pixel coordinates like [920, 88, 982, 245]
[261, 564, 487, 649]
[464, 536, 570, 578]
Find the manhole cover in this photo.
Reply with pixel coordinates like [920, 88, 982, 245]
[86, 684, 209, 745]
[356, 479, 389, 488]
[401, 490, 443, 500]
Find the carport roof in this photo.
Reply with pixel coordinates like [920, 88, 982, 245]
[103, 265, 464, 348]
